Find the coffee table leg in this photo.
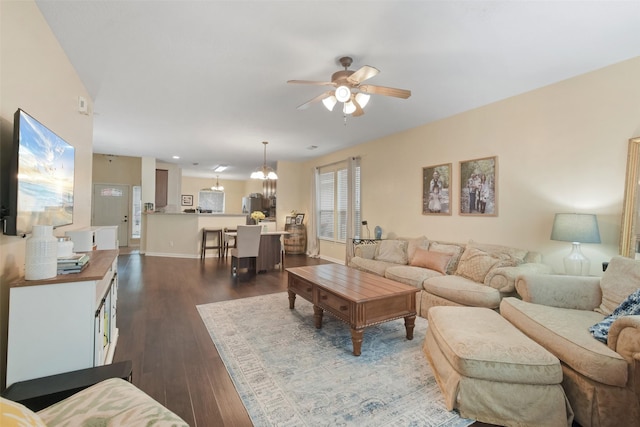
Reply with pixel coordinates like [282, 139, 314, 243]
[287, 290, 296, 309]
[350, 328, 363, 356]
[404, 315, 416, 340]
[313, 305, 323, 329]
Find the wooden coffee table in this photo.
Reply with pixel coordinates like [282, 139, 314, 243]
[286, 264, 419, 356]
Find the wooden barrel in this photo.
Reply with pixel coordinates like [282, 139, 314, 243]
[284, 224, 306, 254]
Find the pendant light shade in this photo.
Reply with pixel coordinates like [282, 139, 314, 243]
[250, 141, 278, 180]
[211, 175, 224, 192]
[322, 95, 338, 111]
[355, 92, 370, 109]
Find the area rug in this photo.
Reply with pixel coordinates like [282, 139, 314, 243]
[197, 292, 473, 427]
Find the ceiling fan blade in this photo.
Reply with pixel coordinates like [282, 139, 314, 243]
[347, 65, 379, 85]
[352, 98, 365, 117]
[359, 84, 411, 99]
[287, 79, 335, 86]
[296, 91, 333, 110]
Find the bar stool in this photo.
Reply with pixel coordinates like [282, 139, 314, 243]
[200, 228, 223, 259]
[223, 227, 237, 258]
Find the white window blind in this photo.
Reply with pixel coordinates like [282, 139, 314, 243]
[318, 161, 361, 242]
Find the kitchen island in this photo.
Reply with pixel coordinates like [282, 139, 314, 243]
[141, 212, 249, 258]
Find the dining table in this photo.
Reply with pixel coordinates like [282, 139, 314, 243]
[224, 230, 289, 272]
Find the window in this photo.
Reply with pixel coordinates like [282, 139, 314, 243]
[198, 191, 225, 213]
[317, 160, 361, 242]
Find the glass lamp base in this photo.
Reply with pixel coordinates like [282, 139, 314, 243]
[564, 242, 590, 276]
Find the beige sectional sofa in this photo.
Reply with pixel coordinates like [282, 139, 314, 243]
[348, 237, 550, 317]
[501, 256, 640, 427]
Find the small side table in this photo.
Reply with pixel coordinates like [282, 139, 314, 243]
[1, 360, 133, 412]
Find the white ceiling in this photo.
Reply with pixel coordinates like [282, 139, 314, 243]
[35, 1, 640, 180]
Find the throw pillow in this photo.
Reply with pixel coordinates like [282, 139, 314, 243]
[0, 397, 47, 427]
[455, 247, 513, 283]
[406, 236, 429, 264]
[590, 287, 640, 343]
[595, 256, 640, 316]
[466, 240, 527, 264]
[428, 242, 464, 275]
[410, 248, 452, 274]
[374, 240, 408, 264]
[596, 256, 640, 315]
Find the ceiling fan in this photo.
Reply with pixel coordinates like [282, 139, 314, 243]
[287, 56, 411, 117]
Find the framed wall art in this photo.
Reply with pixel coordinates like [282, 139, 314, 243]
[459, 156, 498, 216]
[422, 163, 452, 215]
[181, 194, 193, 206]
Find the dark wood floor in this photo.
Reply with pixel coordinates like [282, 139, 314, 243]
[113, 250, 498, 427]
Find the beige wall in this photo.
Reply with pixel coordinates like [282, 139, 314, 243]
[0, 0, 93, 389]
[278, 56, 640, 270]
[181, 176, 246, 214]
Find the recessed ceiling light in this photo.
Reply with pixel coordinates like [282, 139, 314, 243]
[213, 165, 228, 172]
[172, 155, 180, 159]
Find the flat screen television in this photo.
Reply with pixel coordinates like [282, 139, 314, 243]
[4, 109, 75, 236]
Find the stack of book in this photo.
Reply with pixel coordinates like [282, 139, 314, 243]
[57, 253, 90, 275]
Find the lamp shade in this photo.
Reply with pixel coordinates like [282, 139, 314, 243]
[550, 213, 601, 243]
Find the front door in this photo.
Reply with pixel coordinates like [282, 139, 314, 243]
[92, 184, 129, 247]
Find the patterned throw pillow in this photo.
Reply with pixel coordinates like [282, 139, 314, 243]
[590, 287, 640, 343]
[0, 397, 47, 427]
[374, 240, 408, 264]
[455, 247, 514, 283]
[410, 248, 452, 274]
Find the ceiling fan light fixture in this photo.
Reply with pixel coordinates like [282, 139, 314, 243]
[335, 85, 351, 103]
[343, 100, 357, 115]
[251, 141, 278, 180]
[355, 92, 370, 109]
[322, 95, 337, 111]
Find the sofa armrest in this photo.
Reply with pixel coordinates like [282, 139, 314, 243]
[609, 315, 640, 361]
[515, 274, 602, 310]
[485, 263, 552, 293]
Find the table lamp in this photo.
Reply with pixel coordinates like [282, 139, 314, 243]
[550, 213, 601, 276]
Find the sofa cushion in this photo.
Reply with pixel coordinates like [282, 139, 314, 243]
[374, 239, 408, 264]
[423, 275, 502, 309]
[596, 256, 640, 316]
[455, 247, 516, 283]
[590, 287, 640, 343]
[385, 265, 443, 289]
[428, 242, 464, 275]
[1, 397, 46, 427]
[405, 236, 429, 264]
[37, 378, 189, 426]
[500, 297, 628, 388]
[467, 241, 528, 263]
[410, 247, 451, 274]
[349, 256, 397, 276]
[427, 306, 562, 384]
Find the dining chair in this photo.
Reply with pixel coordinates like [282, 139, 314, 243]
[222, 227, 237, 258]
[230, 225, 262, 279]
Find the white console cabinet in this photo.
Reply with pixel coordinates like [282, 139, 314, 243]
[6, 250, 119, 388]
[65, 226, 118, 252]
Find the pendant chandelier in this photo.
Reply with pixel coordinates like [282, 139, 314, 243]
[250, 141, 278, 180]
[210, 175, 224, 192]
